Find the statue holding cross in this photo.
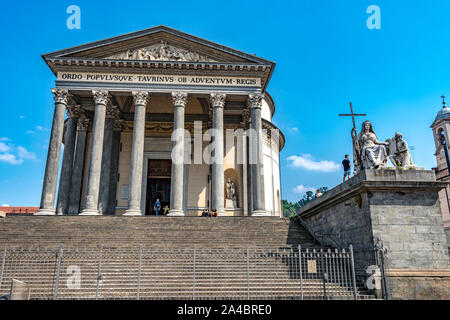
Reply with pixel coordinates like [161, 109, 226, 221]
[339, 102, 367, 173]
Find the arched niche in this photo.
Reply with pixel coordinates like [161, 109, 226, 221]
[224, 168, 241, 208]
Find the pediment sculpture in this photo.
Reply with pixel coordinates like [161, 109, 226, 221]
[106, 41, 216, 62]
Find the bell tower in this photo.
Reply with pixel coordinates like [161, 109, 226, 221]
[431, 95, 450, 246]
[431, 95, 450, 176]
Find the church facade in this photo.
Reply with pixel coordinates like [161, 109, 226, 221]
[36, 26, 284, 217]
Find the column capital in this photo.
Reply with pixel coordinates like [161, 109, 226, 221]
[242, 108, 251, 124]
[106, 105, 120, 119]
[67, 104, 82, 119]
[210, 93, 226, 108]
[132, 91, 150, 106]
[51, 88, 71, 105]
[77, 114, 90, 131]
[171, 92, 188, 107]
[113, 119, 124, 132]
[92, 90, 110, 105]
[247, 93, 264, 109]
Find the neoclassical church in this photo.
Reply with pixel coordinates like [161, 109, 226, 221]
[36, 26, 284, 217]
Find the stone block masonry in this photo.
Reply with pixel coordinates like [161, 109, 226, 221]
[297, 169, 450, 299]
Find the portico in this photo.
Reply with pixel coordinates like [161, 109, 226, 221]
[36, 26, 284, 217]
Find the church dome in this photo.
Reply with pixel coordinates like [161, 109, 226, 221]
[436, 95, 450, 120]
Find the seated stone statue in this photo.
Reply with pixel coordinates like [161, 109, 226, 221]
[357, 120, 388, 169]
[386, 132, 412, 167]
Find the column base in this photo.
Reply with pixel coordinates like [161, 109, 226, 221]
[217, 210, 227, 216]
[79, 209, 101, 216]
[252, 210, 269, 217]
[123, 209, 143, 216]
[35, 208, 56, 216]
[167, 209, 184, 216]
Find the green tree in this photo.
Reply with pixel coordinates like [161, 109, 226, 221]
[281, 186, 329, 218]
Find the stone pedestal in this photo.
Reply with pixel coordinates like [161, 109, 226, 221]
[225, 199, 237, 208]
[297, 169, 450, 299]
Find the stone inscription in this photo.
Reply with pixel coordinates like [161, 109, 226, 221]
[57, 72, 261, 87]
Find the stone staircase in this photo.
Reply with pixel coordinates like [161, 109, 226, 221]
[0, 215, 376, 299]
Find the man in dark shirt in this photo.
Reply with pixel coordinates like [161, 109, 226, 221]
[342, 155, 351, 182]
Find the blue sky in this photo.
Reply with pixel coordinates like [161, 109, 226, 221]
[1, 0, 450, 205]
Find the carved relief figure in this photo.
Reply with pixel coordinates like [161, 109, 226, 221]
[108, 41, 215, 62]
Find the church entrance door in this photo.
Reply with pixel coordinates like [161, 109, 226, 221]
[145, 159, 171, 215]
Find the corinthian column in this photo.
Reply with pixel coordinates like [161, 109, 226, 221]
[36, 88, 70, 216]
[168, 92, 188, 216]
[99, 105, 120, 215]
[124, 91, 149, 216]
[80, 90, 110, 216]
[210, 93, 226, 216]
[56, 104, 82, 215]
[68, 114, 89, 215]
[248, 93, 267, 216]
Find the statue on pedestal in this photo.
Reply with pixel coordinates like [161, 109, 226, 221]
[385, 132, 413, 168]
[225, 178, 237, 208]
[354, 120, 388, 171]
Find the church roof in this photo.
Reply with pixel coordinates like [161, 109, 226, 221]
[436, 106, 450, 120]
[434, 95, 450, 122]
[41, 25, 276, 91]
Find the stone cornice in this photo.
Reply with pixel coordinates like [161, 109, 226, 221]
[298, 170, 449, 219]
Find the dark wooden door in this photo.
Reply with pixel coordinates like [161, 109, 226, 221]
[146, 179, 171, 215]
[146, 159, 172, 215]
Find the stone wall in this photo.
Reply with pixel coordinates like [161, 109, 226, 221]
[297, 169, 450, 299]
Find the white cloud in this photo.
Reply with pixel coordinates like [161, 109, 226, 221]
[19, 115, 25, 119]
[287, 154, 340, 172]
[0, 142, 10, 153]
[1, 204, 10, 207]
[290, 127, 299, 133]
[293, 185, 316, 194]
[17, 146, 36, 160]
[0, 137, 11, 142]
[0, 153, 23, 165]
[0, 141, 36, 165]
[36, 126, 47, 131]
[25, 130, 35, 135]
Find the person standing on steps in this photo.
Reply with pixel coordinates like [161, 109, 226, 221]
[342, 155, 351, 183]
[154, 198, 161, 216]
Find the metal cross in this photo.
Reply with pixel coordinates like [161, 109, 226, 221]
[339, 102, 367, 132]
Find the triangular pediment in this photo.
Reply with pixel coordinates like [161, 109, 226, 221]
[42, 25, 273, 65]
